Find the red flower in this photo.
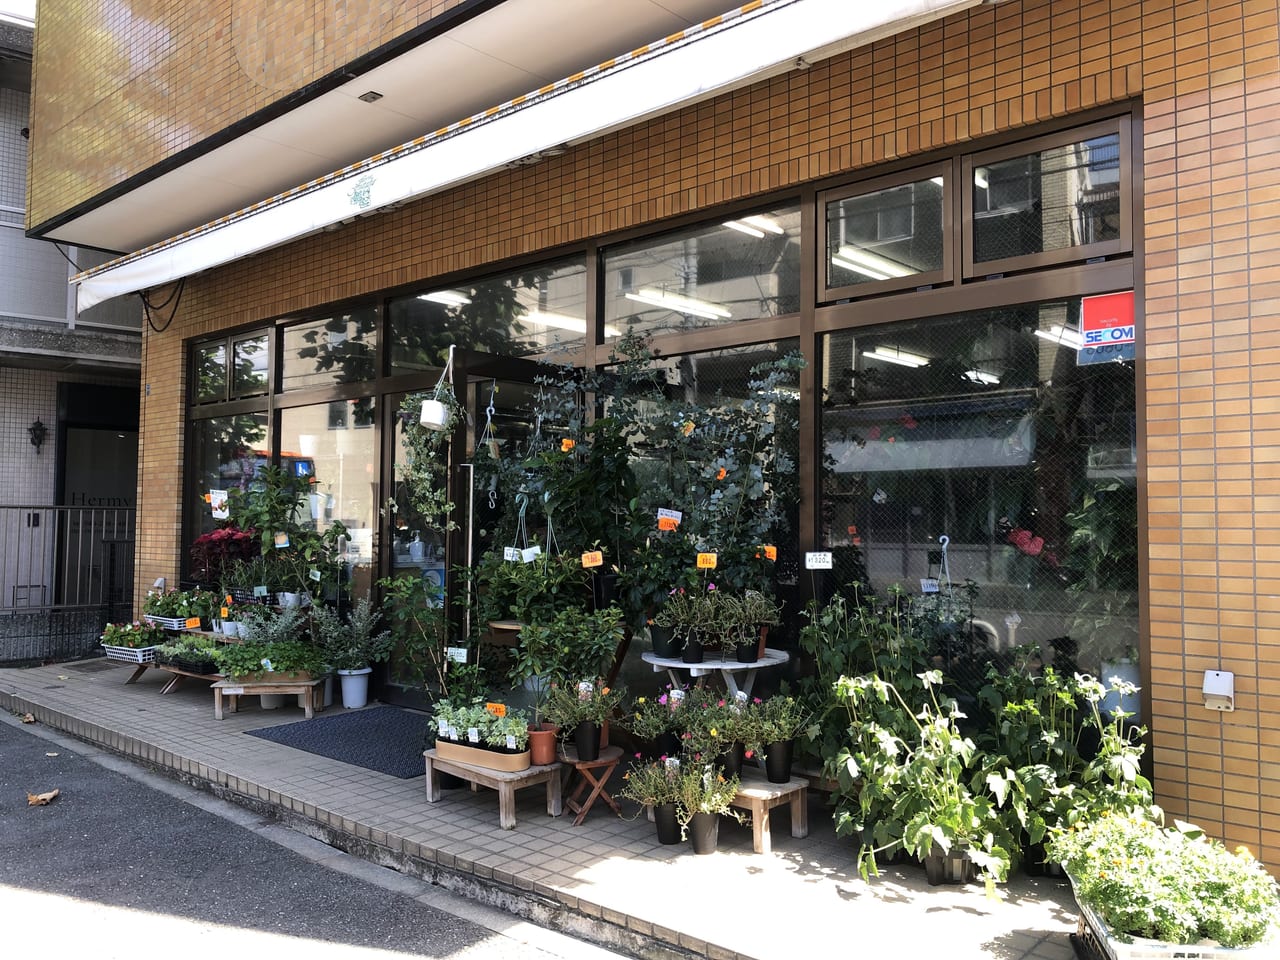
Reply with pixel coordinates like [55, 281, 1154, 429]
[867, 426, 882, 441]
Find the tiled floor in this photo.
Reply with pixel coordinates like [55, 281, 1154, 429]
[1, 660, 1079, 960]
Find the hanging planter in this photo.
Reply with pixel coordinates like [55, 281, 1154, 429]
[398, 344, 465, 537]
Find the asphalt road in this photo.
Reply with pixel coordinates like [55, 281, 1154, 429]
[0, 713, 623, 960]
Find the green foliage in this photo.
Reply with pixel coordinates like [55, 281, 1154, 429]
[143, 588, 219, 620]
[474, 551, 592, 626]
[395, 388, 464, 536]
[212, 639, 325, 679]
[618, 760, 682, 807]
[236, 604, 307, 646]
[310, 597, 394, 670]
[543, 679, 624, 728]
[672, 762, 742, 826]
[378, 574, 467, 696]
[101, 620, 166, 648]
[431, 700, 530, 752]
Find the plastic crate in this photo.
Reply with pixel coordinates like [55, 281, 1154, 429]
[101, 644, 159, 664]
[143, 615, 189, 631]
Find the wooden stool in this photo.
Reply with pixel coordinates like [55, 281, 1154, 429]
[559, 744, 623, 826]
[729, 769, 809, 854]
[212, 677, 325, 719]
[423, 749, 562, 829]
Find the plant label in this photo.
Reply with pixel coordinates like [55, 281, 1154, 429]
[761, 544, 778, 561]
[581, 550, 604, 568]
[309, 569, 322, 582]
[805, 551, 833, 570]
[657, 508, 682, 525]
[220, 607, 229, 618]
[696, 552, 718, 569]
[506, 735, 517, 751]
[503, 547, 521, 562]
[657, 517, 679, 531]
[670, 688, 685, 704]
[438, 719, 448, 735]
[467, 727, 480, 743]
[664, 756, 680, 770]
[520, 546, 542, 563]
[446, 646, 468, 663]
[273, 532, 290, 549]
[184, 617, 201, 630]
[253, 585, 268, 598]
[920, 578, 940, 593]
[485, 702, 507, 718]
[578, 680, 594, 699]
[222, 687, 244, 696]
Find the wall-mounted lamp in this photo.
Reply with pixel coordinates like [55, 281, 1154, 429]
[28, 419, 47, 454]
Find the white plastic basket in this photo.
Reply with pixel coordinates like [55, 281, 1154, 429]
[102, 644, 159, 664]
[143, 615, 189, 631]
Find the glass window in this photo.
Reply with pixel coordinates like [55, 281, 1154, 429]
[603, 204, 801, 339]
[279, 403, 378, 600]
[825, 175, 945, 295]
[281, 307, 378, 391]
[187, 413, 270, 542]
[193, 342, 227, 403]
[970, 129, 1124, 268]
[232, 334, 268, 395]
[821, 297, 1137, 699]
[388, 258, 587, 370]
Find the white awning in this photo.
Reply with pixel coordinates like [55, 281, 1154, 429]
[73, 0, 981, 312]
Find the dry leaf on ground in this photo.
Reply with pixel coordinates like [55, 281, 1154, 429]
[27, 789, 60, 806]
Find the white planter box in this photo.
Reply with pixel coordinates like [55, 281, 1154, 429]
[1076, 893, 1277, 960]
[101, 644, 160, 664]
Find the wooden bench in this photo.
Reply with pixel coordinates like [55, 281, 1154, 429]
[423, 749, 562, 829]
[729, 770, 809, 854]
[212, 677, 325, 720]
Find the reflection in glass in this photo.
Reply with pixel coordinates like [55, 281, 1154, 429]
[603, 204, 801, 339]
[280, 403, 377, 600]
[188, 413, 269, 540]
[282, 307, 378, 390]
[193, 342, 227, 403]
[232, 335, 268, 395]
[827, 178, 943, 289]
[820, 300, 1137, 694]
[972, 132, 1121, 263]
[388, 258, 587, 370]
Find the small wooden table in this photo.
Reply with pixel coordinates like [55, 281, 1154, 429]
[729, 769, 809, 854]
[423, 749, 563, 829]
[212, 677, 325, 720]
[558, 745, 623, 826]
[640, 648, 790, 699]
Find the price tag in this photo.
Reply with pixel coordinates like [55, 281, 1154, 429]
[805, 551, 833, 570]
[581, 550, 604, 568]
[309, 569, 322, 582]
[184, 617, 202, 630]
[485, 702, 507, 718]
[447, 725, 458, 741]
[670, 688, 685, 704]
[506, 735, 518, 751]
[520, 546, 542, 563]
[467, 727, 480, 743]
[253, 585, 268, 598]
[220, 607, 229, 618]
[503, 547, 522, 562]
[272, 532, 290, 549]
[438, 718, 448, 735]
[578, 680, 594, 700]
[446, 646, 468, 663]
[657, 508, 683, 525]
[920, 578, 940, 594]
[224, 594, 233, 606]
[696, 552, 718, 569]
[664, 756, 680, 770]
[761, 545, 778, 561]
[657, 517, 679, 531]
[222, 686, 244, 696]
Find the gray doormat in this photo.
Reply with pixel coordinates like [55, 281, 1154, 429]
[246, 705, 430, 779]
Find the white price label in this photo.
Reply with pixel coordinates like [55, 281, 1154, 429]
[467, 727, 481, 743]
[503, 547, 522, 562]
[920, 578, 940, 594]
[446, 646, 468, 663]
[657, 508, 683, 523]
[222, 687, 245, 696]
[309, 568, 322, 582]
[506, 735, 517, 751]
[253, 585, 268, 598]
[670, 688, 685, 704]
[805, 551, 834, 570]
[520, 545, 543, 563]
[438, 718, 448, 735]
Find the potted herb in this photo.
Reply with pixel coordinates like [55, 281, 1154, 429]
[430, 699, 533, 772]
[544, 679, 623, 762]
[311, 598, 394, 708]
[100, 620, 167, 662]
[1049, 810, 1280, 953]
[673, 761, 742, 854]
[753, 694, 809, 783]
[619, 759, 684, 845]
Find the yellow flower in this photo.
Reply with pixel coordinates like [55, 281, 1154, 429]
[637, 697, 646, 704]
[709, 727, 718, 737]
[561, 438, 575, 452]
[681, 420, 695, 437]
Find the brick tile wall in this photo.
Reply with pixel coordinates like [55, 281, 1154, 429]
[36, 0, 1280, 868]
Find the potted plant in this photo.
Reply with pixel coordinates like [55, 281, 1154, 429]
[1048, 810, 1280, 954]
[622, 688, 687, 759]
[753, 694, 809, 783]
[619, 758, 684, 845]
[430, 699, 533, 772]
[311, 597, 394, 708]
[100, 620, 167, 662]
[544, 679, 623, 762]
[673, 761, 742, 854]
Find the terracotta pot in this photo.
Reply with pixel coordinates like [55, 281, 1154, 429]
[528, 723, 559, 766]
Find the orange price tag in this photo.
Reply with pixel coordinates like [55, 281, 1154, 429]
[847, 525, 858, 536]
[220, 607, 229, 618]
[657, 516, 679, 531]
[581, 550, 604, 568]
[762, 545, 778, 561]
[485, 702, 507, 718]
[696, 552, 718, 569]
[224, 594, 233, 606]
[184, 617, 202, 630]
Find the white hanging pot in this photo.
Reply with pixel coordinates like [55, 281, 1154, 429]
[420, 399, 450, 431]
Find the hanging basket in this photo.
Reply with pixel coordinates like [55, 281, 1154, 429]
[420, 398, 451, 431]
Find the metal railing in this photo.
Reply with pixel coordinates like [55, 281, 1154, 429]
[0, 505, 135, 665]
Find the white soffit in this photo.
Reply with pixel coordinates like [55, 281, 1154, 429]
[74, 0, 981, 312]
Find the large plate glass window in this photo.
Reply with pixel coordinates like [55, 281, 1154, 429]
[281, 306, 379, 391]
[821, 167, 948, 301]
[387, 257, 588, 370]
[964, 119, 1130, 275]
[820, 296, 1137, 708]
[187, 413, 270, 544]
[602, 203, 801, 340]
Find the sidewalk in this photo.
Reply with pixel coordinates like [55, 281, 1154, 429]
[1, 660, 1079, 960]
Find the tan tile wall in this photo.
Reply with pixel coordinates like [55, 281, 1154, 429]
[66, 0, 1277, 869]
[27, 0, 470, 228]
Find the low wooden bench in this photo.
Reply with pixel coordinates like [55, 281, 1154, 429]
[423, 749, 562, 829]
[212, 677, 325, 720]
[729, 770, 809, 854]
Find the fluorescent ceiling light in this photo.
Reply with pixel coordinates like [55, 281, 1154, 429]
[864, 346, 929, 368]
[831, 255, 889, 281]
[974, 168, 989, 189]
[624, 287, 731, 320]
[418, 290, 471, 306]
[524, 310, 622, 339]
[1034, 324, 1084, 350]
[963, 369, 1001, 385]
[724, 220, 766, 238]
[833, 245, 913, 279]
